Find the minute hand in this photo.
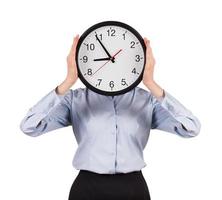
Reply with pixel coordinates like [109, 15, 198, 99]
[95, 34, 115, 63]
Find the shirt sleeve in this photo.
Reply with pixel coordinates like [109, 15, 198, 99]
[19, 86, 73, 137]
[151, 90, 201, 138]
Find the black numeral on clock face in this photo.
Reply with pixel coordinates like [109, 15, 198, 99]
[87, 68, 92, 75]
[132, 67, 139, 75]
[99, 34, 103, 40]
[109, 81, 114, 89]
[121, 78, 128, 86]
[122, 31, 127, 40]
[96, 79, 102, 87]
[135, 55, 143, 62]
[107, 28, 116, 37]
[130, 41, 136, 48]
[84, 43, 95, 51]
[80, 56, 88, 63]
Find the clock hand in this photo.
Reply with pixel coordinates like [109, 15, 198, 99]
[95, 34, 115, 63]
[94, 57, 111, 61]
[91, 59, 111, 76]
[91, 49, 122, 76]
[112, 49, 122, 59]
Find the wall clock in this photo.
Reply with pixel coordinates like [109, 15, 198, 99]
[76, 21, 146, 96]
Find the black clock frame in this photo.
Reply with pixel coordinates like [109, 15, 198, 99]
[75, 21, 146, 96]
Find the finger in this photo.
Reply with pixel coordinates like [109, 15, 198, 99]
[69, 34, 79, 56]
[71, 34, 79, 51]
[73, 35, 80, 59]
[146, 43, 155, 62]
[144, 37, 150, 47]
[73, 34, 79, 45]
[146, 47, 154, 59]
[145, 42, 153, 56]
[144, 38, 147, 46]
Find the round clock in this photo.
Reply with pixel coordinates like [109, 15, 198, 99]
[76, 21, 146, 96]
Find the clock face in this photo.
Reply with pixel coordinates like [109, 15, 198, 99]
[76, 21, 146, 96]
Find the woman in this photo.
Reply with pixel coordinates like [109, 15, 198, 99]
[20, 34, 201, 200]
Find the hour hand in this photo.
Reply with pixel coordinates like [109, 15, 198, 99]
[93, 57, 111, 61]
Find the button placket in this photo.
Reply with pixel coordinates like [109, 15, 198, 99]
[112, 97, 118, 173]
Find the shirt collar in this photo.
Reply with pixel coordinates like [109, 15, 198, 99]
[86, 87, 136, 101]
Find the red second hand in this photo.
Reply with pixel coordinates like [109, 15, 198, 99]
[91, 49, 122, 76]
[112, 49, 122, 58]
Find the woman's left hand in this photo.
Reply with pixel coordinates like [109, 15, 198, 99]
[142, 38, 164, 99]
[142, 38, 155, 84]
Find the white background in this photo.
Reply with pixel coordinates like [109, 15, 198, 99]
[0, 0, 221, 199]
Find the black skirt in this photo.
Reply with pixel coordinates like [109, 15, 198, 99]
[68, 169, 151, 200]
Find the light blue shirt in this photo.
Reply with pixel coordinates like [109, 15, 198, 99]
[20, 86, 201, 174]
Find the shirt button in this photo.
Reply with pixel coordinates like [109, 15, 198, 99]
[49, 102, 54, 107]
[168, 105, 174, 111]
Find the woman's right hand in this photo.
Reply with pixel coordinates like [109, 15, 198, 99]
[56, 34, 80, 95]
[66, 34, 80, 83]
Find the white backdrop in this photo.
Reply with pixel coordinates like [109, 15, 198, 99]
[0, 0, 221, 199]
